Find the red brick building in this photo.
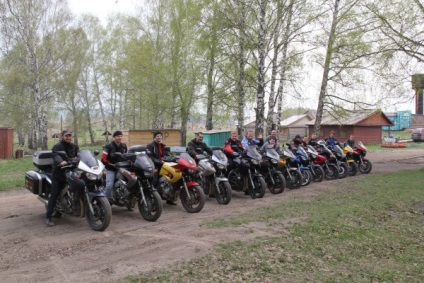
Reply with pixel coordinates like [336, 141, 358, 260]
[307, 109, 394, 144]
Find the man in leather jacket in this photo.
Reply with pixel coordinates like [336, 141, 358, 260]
[146, 132, 174, 205]
[45, 129, 79, 226]
[101, 130, 127, 202]
[187, 132, 213, 159]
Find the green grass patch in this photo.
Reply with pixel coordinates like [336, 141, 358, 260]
[0, 145, 104, 191]
[125, 169, 424, 282]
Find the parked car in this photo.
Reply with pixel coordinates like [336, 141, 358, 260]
[411, 128, 424, 142]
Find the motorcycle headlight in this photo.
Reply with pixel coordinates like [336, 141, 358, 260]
[144, 171, 153, 177]
[188, 168, 196, 175]
[86, 172, 100, 181]
[271, 159, 278, 164]
[217, 164, 225, 169]
[251, 159, 259, 165]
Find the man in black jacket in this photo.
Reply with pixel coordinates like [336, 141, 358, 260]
[187, 132, 213, 159]
[101, 130, 127, 202]
[46, 129, 79, 226]
[146, 132, 174, 204]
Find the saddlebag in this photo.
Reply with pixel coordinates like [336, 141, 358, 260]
[25, 170, 50, 195]
[33, 150, 53, 170]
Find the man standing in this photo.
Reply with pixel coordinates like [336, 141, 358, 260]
[187, 132, 213, 159]
[344, 134, 355, 148]
[46, 129, 79, 226]
[102, 130, 127, 202]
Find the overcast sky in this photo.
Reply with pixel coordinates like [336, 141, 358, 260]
[68, 0, 137, 24]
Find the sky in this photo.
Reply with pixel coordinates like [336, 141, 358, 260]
[67, 0, 417, 115]
[68, 0, 137, 24]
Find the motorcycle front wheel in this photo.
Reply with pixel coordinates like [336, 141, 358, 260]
[249, 176, 266, 199]
[324, 164, 338, 180]
[85, 196, 112, 231]
[338, 162, 348, 179]
[311, 166, 324, 182]
[285, 170, 302, 189]
[267, 172, 286, 194]
[180, 185, 206, 213]
[138, 190, 163, 221]
[347, 161, 358, 176]
[358, 160, 372, 174]
[215, 181, 232, 205]
[301, 170, 312, 186]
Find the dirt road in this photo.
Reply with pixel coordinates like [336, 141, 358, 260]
[1, 148, 423, 283]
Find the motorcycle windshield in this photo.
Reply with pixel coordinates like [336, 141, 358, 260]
[212, 150, 228, 165]
[245, 146, 262, 160]
[134, 153, 155, 173]
[281, 148, 295, 159]
[78, 150, 98, 167]
[178, 153, 197, 169]
[307, 145, 318, 155]
[265, 148, 279, 160]
[357, 141, 366, 150]
[332, 145, 343, 154]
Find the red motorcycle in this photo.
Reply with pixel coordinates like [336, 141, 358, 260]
[352, 141, 372, 174]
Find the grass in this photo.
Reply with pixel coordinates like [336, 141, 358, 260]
[0, 144, 104, 191]
[125, 169, 424, 283]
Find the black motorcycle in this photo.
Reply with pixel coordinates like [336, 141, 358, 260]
[226, 145, 266, 199]
[111, 148, 163, 222]
[25, 149, 112, 231]
[259, 146, 286, 194]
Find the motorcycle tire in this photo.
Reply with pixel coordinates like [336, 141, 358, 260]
[85, 196, 112, 231]
[338, 163, 348, 179]
[250, 176, 266, 199]
[267, 172, 286, 194]
[301, 170, 312, 186]
[311, 166, 325, 182]
[358, 160, 372, 174]
[324, 164, 339, 180]
[285, 170, 302, 189]
[180, 185, 206, 213]
[138, 190, 163, 222]
[347, 162, 358, 176]
[215, 181, 232, 205]
[227, 169, 242, 191]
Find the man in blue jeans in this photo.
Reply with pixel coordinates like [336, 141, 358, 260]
[101, 131, 127, 203]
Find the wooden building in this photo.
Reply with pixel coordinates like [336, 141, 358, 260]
[307, 109, 394, 144]
[127, 129, 182, 146]
[0, 127, 14, 159]
[280, 114, 314, 141]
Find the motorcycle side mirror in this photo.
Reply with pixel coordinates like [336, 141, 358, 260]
[94, 150, 100, 156]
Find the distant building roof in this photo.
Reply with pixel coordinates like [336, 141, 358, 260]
[281, 114, 313, 127]
[307, 109, 394, 126]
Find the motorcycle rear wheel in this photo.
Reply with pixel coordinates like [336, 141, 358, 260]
[180, 185, 206, 213]
[267, 172, 286, 194]
[250, 176, 266, 199]
[85, 197, 112, 231]
[138, 190, 163, 221]
[215, 181, 232, 205]
[358, 160, 372, 174]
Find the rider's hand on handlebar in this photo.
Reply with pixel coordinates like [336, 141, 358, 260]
[60, 161, 68, 167]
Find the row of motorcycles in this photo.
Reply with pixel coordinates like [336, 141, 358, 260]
[24, 140, 372, 232]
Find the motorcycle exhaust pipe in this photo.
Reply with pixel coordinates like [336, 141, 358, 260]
[38, 195, 48, 205]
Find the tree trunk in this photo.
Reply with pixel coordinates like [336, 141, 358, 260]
[313, 0, 340, 135]
[255, 0, 267, 137]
